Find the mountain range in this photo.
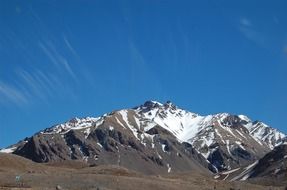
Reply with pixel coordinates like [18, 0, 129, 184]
[1, 100, 286, 184]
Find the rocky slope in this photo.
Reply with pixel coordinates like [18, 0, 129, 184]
[249, 143, 287, 179]
[0, 153, 273, 190]
[217, 143, 287, 185]
[1, 101, 286, 175]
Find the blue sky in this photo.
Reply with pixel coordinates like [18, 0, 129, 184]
[0, 0, 287, 148]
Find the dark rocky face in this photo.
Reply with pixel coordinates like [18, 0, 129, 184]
[249, 144, 287, 180]
[221, 115, 249, 133]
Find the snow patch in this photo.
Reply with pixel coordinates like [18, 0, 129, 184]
[97, 142, 103, 148]
[157, 152, 162, 159]
[274, 168, 281, 174]
[0, 146, 17, 153]
[238, 115, 251, 122]
[84, 128, 91, 139]
[41, 117, 102, 135]
[162, 144, 167, 152]
[167, 164, 171, 173]
[109, 126, 114, 131]
[226, 140, 231, 155]
[223, 174, 229, 180]
[214, 175, 220, 179]
[219, 124, 238, 139]
[115, 117, 126, 129]
[143, 133, 155, 148]
[119, 110, 139, 140]
[134, 116, 141, 128]
[236, 129, 247, 140]
[235, 141, 246, 150]
[83, 156, 88, 162]
[215, 129, 225, 143]
[221, 167, 240, 175]
[232, 161, 258, 181]
[140, 134, 146, 146]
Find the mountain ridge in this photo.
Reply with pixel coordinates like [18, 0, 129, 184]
[1, 100, 286, 176]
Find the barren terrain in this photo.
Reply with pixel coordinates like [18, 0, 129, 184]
[0, 153, 284, 190]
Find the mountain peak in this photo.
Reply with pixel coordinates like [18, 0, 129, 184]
[143, 100, 163, 107]
[139, 100, 178, 110]
[163, 100, 177, 109]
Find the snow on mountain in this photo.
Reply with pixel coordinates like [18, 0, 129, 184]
[7, 100, 282, 152]
[134, 101, 200, 141]
[220, 143, 287, 182]
[1, 100, 286, 174]
[0, 146, 17, 153]
[244, 121, 286, 149]
[115, 101, 285, 172]
[40, 117, 103, 135]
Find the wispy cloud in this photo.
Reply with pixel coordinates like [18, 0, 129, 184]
[38, 40, 77, 81]
[0, 65, 77, 107]
[0, 38, 83, 106]
[129, 41, 165, 98]
[239, 17, 265, 46]
[240, 18, 252, 27]
[0, 81, 28, 105]
[63, 35, 80, 59]
[0, 9, 83, 107]
[12, 67, 77, 105]
[17, 69, 51, 102]
[62, 34, 96, 88]
[129, 41, 146, 68]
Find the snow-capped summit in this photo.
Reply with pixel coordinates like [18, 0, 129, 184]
[134, 100, 163, 110]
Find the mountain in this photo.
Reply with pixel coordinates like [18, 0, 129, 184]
[218, 143, 287, 186]
[1, 100, 286, 175]
[249, 143, 287, 181]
